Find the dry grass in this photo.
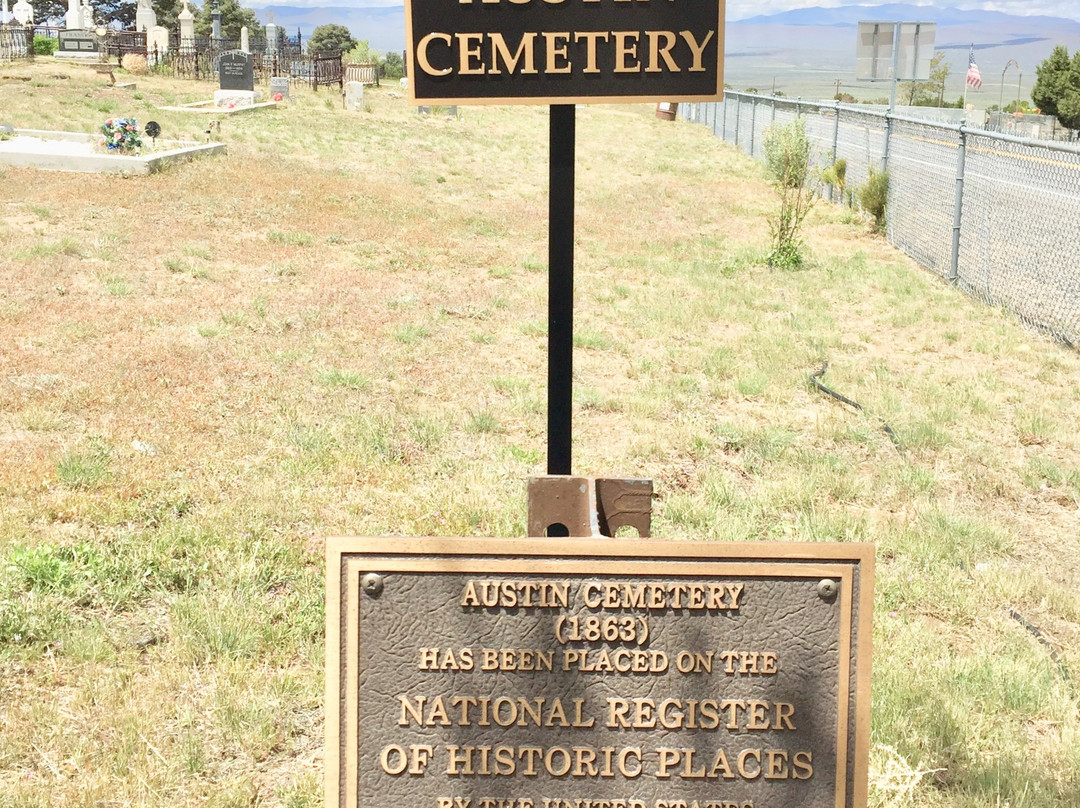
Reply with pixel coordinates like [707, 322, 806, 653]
[1, 59, 1080, 807]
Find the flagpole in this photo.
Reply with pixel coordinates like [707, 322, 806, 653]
[963, 43, 973, 112]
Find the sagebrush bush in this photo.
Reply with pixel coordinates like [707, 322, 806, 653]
[762, 118, 816, 268]
[822, 157, 848, 205]
[859, 168, 889, 233]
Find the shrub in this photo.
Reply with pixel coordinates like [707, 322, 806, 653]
[121, 54, 149, 75]
[858, 168, 889, 233]
[822, 157, 847, 205]
[762, 118, 816, 268]
[33, 35, 57, 56]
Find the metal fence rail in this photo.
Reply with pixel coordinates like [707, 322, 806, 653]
[683, 92, 1080, 346]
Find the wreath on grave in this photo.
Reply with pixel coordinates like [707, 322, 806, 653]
[99, 118, 143, 153]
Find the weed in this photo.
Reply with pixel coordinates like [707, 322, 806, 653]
[100, 273, 132, 296]
[268, 230, 315, 247]
[465, 410, 501, 434]
[573, 330, 613, 350]
[317, 368, 371, 390]
[392, 323, 431, 344]
[55, 441, 111, 488]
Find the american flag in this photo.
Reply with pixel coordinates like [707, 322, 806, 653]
[966, 46, 983, 90]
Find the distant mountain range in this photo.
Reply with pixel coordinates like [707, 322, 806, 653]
[739, 4, 1080, 34]
[248, 2, 1080, 101]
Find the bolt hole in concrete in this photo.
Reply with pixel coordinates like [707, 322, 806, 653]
[546, 523, 570, 537]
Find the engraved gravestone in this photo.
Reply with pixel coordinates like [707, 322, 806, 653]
[270, 76, 290, 99]
[327, 538, 874, 808]
[57, 28, 97, 54]
[218, 49, 254, 91]
[344, 81, 364, 111]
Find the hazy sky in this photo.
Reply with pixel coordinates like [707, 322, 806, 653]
[724, 0, 1080, 19]
[249, 0, 1080, 19]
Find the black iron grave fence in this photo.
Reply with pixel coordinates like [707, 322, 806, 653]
[0, 23, 32, 62]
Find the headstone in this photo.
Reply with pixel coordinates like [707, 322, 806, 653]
[178, 0, 194, 47]
[344, 81, 364, 111]
[57, 28, 97, 55]
[64, 0, 79, 29]
[269, 76, 290, 100]
[149, 25, 168, 58]
[264, 22, 278, 52]
[1, 0, 9, 25]
[211, 8, 221, 41]
[79, 0, 92, 29]
[239, 25, 249, 54]
[134, 0, 156, 33]
[12, 0, 31, 24]
[218, 49, 254, 92]
[399, 76, 408, 91]
[0, 123, 14, 136]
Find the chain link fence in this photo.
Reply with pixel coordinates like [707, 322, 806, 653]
[683, 92, 1080, 347]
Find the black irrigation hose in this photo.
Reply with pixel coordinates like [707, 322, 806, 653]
[1007, 607, 1074, 686]
[810, 362, 901, 447]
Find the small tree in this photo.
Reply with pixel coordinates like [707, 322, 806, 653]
[309, 23, 356, 55]
[900, 52, 950, 106]
[382, 51, 404, 79]
[1032, 46, 1080, 131]
[762, 118, 816, 268]
[345, 39, 382, 65]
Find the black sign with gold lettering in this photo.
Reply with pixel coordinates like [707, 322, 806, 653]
[405, 0, 725, 105]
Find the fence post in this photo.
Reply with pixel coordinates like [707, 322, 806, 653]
[830, 101, 841, 203]
[721, 97, 727, 141]
[734, 94, 741, 149]
[749, 96, 756, 156]
[949, 128, 968, 283]
[883, 111, 893, 171]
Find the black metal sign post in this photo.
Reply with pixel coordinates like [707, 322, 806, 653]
[403, 0, 724, 478]
[547, 104, 575, 477]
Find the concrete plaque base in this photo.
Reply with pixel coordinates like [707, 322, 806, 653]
[213, 89, 259, 108]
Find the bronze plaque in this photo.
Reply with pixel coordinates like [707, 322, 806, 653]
[326, 539, 873, 808]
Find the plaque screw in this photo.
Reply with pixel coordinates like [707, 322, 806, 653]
[818, 579, 838, 601]
[362, 573, 384, 597]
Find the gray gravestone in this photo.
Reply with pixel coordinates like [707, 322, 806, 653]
[218, 50, 254, 92]
[57, 29, 97, 54]
[344, 81, 364, 111]
[270, 77, 290, 99]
